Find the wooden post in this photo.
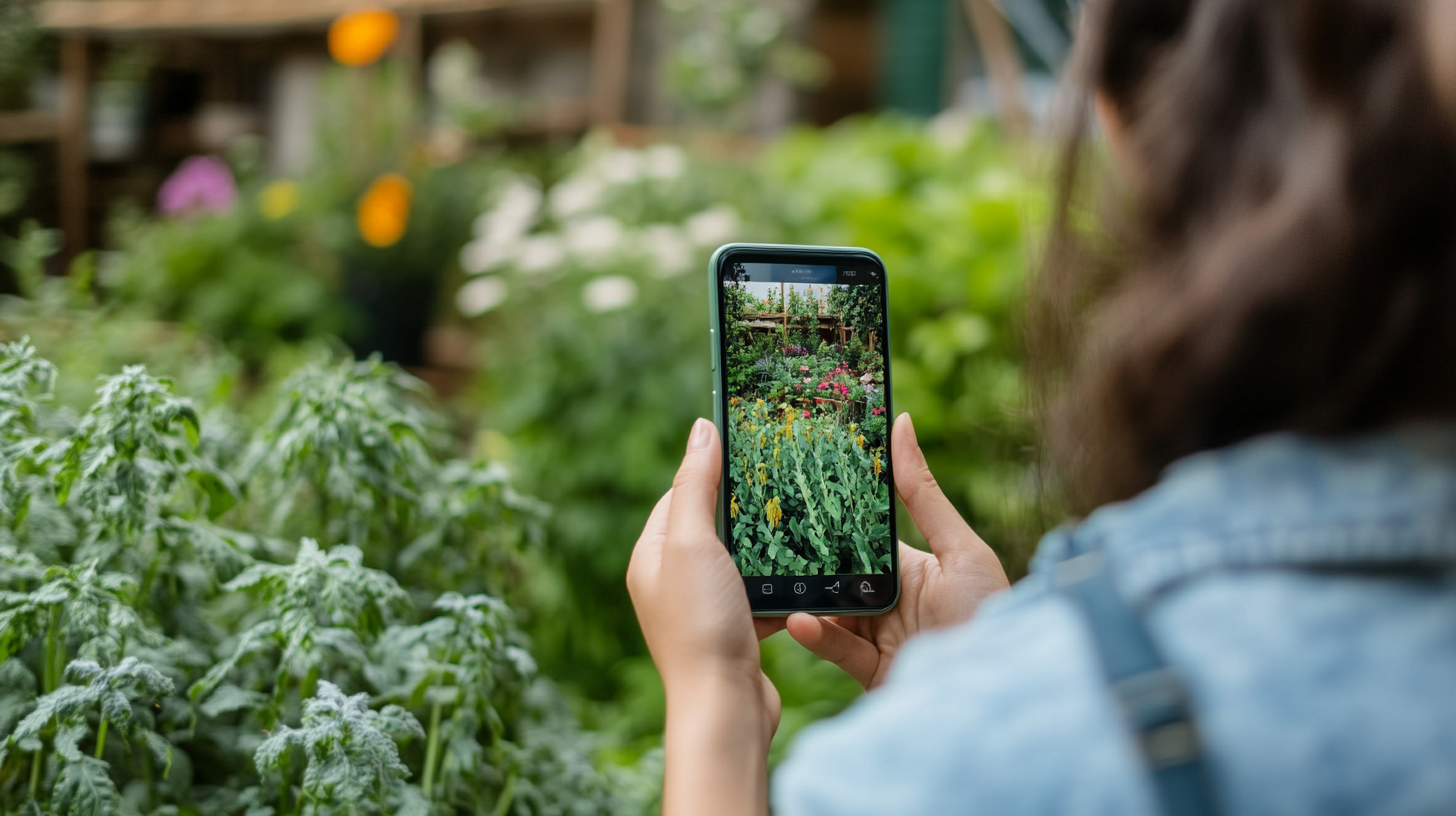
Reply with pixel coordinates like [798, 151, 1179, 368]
[781, 281, 787, 345]
[58, 34, 89, 262]
[590, 0, 633, 125]
[961, 0, 1029, 135]
[396, 11, 425, 90]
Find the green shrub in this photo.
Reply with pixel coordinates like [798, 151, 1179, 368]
[0, 338, 652, 816]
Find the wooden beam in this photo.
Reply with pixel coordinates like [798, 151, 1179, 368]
[961, 0, 1029, 135]
[58, 34, 89, 261]
[38, 0, 586, 34]
[589, 0, 631, 125]
[0, 112, 64, 144]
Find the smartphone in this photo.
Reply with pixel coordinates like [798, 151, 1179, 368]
[708, 243, 899, 616]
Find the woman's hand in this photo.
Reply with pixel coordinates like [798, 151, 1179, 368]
[627, 418, 782, 816]
[786, 413, 1010, 689]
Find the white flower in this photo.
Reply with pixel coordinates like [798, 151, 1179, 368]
[582, 275, 638, 313]
[549, 176, 604, 219]
[478, 177, 542, 243]
[597, 149, 642, 185]
[685, 205, 740, 246]
[457, 276, 509, 316]
[460, 237, 515, 275]
[565, 215, 625, 261]
[516, 235, 566, 273]
[639, 223, 693, 277]
[643, 144, 687, 180]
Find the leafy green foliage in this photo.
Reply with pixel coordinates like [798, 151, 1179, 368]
[0, 342, 650, 815]
[240, 359, 439, 562]
[726, 403, 889, 576]
[254, 680, 422, 813]
[1, 656, 174, 816]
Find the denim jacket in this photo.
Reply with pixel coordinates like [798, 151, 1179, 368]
[774, 427, 1456, 815]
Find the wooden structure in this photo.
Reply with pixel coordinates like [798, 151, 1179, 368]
[0, 0, 633, 260]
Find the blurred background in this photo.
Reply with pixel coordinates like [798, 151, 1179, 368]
[0, 0, 1067, 775]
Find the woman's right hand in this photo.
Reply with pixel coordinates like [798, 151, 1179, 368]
[786, 413, 1010, 689]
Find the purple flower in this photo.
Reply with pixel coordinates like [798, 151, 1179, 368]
[157, 156, 237, 217]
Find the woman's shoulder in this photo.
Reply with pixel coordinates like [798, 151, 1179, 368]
[772, 587, 1158, 816]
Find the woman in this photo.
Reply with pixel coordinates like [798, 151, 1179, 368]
[628, 0, 1456, 813]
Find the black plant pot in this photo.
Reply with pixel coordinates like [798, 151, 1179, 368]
[342, 264, 438, 367]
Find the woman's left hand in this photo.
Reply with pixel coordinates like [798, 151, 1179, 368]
[627, 418, 785, 816]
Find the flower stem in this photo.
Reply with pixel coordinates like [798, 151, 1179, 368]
[29, 750, 41, 799]
[491, 773, 516, 816]
[94, 716, 108, 759]
[43, 605, 62, 693]
[422, 701, 443, 799]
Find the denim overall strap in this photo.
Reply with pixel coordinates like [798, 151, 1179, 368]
[1055, 550, 1219, 816]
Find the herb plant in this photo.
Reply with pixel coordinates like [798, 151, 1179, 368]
[0, 339, 650, 815]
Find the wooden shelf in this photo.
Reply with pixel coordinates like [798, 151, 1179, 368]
[39, 0, 587, 33]
[0, 111, 63, 144]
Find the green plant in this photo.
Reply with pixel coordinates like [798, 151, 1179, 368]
[726, 402, 889, 576]
[0, 338, 652, 815]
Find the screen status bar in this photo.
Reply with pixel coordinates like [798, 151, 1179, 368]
[728, 261, 881, 286]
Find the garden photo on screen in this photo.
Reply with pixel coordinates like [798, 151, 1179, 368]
[722, 265, 892, 577]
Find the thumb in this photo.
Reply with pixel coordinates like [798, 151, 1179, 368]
[666, 418, 722, 544]
[892, 413, 986, 562]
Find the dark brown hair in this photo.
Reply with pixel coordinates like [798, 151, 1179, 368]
[1036, 0, 1456, 512]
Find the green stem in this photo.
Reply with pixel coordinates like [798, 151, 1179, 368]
[94, 716, 108, 759]
[43, 604, 64, 692]
[29, 749, 41, 800]
[422, 701, 443, 799]
[491, 773, 516, 816]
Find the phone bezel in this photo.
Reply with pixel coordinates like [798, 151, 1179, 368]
[708, 242, 900, 617]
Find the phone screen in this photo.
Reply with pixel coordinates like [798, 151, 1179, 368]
[714, 250, 897, 614]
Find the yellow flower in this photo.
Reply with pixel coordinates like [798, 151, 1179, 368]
[329, 9, 399, 67]
[856, 434, 865, 450]
[757, 432, 765, 449]
[756, 463, 768, 484]
[730, 493, 740, 518]
[849, 423, 857, 433]
[259, 179, 299, 220]
[357, 173, 412, 247]
[766, 496, 782, 528]
[773, 445, 780, 466]
[755, 399, 764, 406]
[873, 456, 882, 476]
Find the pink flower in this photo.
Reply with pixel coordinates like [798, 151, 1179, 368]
[157, 155, 236, 216]
[799, 366, 809, 372]
[871, 406, 885, 416]
[817, 382, 828, 390]
[796, 384, 803, 391]
[803, 410, 810, 418]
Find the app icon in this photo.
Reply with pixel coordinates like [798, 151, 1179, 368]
[860, 580, 875, 594]
[761, 583, 773, 595]
[794, 582, 807, 595]
[828, 581, 841, 594]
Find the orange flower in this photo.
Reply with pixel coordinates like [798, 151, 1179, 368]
[329, 9, 399, 67]
[357, 173, 412, 247]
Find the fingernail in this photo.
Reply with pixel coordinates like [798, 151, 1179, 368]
[687, 418, 713, 450]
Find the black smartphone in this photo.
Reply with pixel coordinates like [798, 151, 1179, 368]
[708, 243, 899, 616]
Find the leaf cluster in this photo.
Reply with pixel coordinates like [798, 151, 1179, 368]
[0, 342, 648, 815]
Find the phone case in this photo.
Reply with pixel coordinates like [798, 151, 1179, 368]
[708, 242, 900, 616]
